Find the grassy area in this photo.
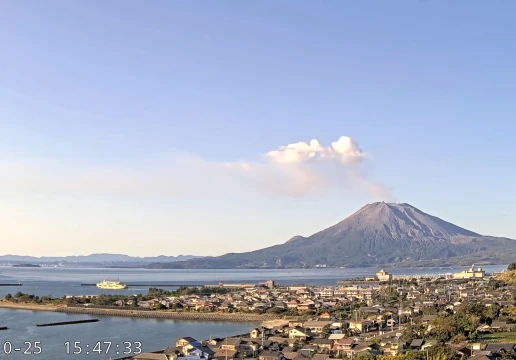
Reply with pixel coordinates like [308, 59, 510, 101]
[480, 332, 516, 343]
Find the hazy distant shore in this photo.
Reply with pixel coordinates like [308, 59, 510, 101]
[0, 301, 286, 323]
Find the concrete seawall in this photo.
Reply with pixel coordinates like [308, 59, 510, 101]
[55, 307, 284, 322]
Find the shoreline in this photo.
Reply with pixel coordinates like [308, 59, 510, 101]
[0, 302, 291, 324]
[0, 302, 59, 311]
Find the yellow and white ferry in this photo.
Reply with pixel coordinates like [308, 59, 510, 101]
[96, 280, 128, 290]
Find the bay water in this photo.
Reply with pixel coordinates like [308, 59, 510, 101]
[0, 265, 507, 360]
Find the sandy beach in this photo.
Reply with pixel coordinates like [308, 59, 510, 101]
[0, 301, 59, 311]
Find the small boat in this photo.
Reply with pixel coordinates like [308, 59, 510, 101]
[96, 280, 127, 290]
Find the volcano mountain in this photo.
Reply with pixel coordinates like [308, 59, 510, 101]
[148, 202, 516, 268]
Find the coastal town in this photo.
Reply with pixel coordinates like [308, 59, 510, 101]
[5, 265, 516, 360]
[106, 265, 516, 360]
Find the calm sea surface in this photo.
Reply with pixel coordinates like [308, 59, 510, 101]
[0, 308, 256, 360]
[0, 265, 507, 298]
[0, 266, 507, 360]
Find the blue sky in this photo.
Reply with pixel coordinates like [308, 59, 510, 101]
[1, 1, 516, 256]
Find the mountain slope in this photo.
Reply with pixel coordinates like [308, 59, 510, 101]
[147, 202, 516, 269]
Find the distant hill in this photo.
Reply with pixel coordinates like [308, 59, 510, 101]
[0, 253, 202, 266]
[147, 202, 516, 269]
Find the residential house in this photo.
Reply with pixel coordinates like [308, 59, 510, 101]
[318, 289, 334, 298]
[386, 319, 396, 328]
[484, 343, 515, 356]
[318, 312, 332, 320]
[268, 337, 289, 346]
[312, 355, 331, 360]
[297, 303, 315, 313]
[212, 349, 238, 360]
[328, 334, 346, 344]
[353, 343, 383, 356]
[288, 327, 312, 341]
[185, 345, 214, 359]
[409, 339, 424, 350]
[287, 300, 300, 309]
[250, 328, 269, 339]
[311, 338, 332, 351]
[400, 307, 415, 316]
[132, 353, 169, 360]
[379, 337, 404, 356]
[163, 346, 182, 360]
[303, 321, 332, 335]
[219, 338, 241, 351]
[348, 320, 374, 333]
[334, 339, 356, 357]
[289, 320, 304, 328]
[259, 350, 284, 360]
[490, 321, 512, 332]
[175, 338, 199, 353]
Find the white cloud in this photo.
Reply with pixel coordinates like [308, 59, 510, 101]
[225, 136, 392, 199]
[265, 136, 366, 165]
[0, 136, 392, 200]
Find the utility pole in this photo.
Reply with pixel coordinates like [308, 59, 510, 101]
[225, 335, 228, 360]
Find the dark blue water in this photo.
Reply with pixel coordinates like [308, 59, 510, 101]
[0, 308, 255, 360]
[0, 265, 507, 298]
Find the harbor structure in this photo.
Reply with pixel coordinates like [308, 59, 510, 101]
[452, 265, 485, 279]
[376, 270, 393, 282]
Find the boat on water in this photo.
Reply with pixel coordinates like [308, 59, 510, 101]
[96, 280, 128, 290]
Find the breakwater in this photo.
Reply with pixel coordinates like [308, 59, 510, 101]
[80, 283, 200, 287]
[0, 284, 22, 287]
[55, 307, 283, 322]
[0, 326, 7, 330]
[36, 319, 99, 327]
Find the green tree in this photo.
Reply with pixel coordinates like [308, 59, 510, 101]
[321, 324, 332, 337]
[353, 353, 376, 360]
[154, 303, 167, 310]
[450, 334, 466, 344]
[484, 304, 501, 323]
[428, 316, 458, 342]
[401, 323, 426, 344]
[4, 293, 12, 301]
[508, 263, 516, 271]
[426, 344, 458, 360]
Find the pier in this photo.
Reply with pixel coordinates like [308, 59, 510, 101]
[36, 319, 99, 327]
[0, 327, 7, 330]
[0, 284, 22, 287]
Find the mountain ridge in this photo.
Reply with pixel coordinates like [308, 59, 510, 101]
[147, 202, 516, 269]
[0, 253, 202, 264]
